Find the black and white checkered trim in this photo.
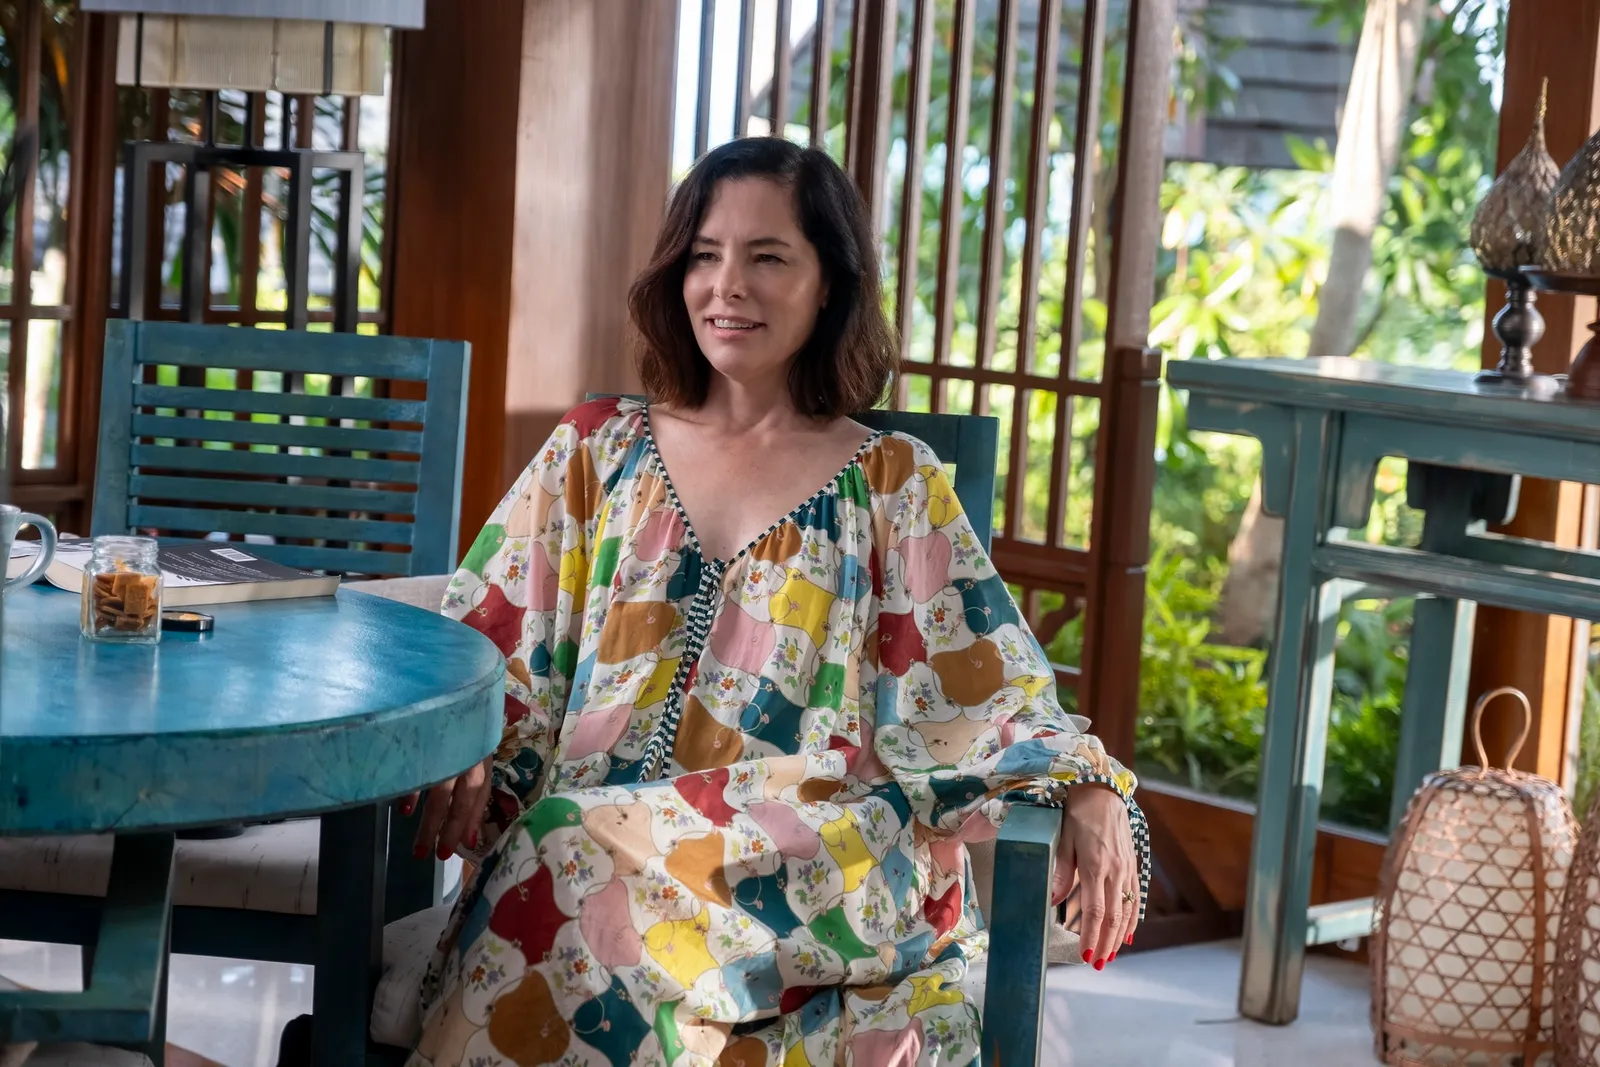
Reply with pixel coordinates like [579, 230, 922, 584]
[637, 556, 725, 781]
[1024, 772, 1153, 923]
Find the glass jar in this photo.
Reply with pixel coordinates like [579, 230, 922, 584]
[81, 535, 163, 644]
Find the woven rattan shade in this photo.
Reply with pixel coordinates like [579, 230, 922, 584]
[1554, 792, 1600, 1066]
[1470, 80, 1559, 275]
[1372, 690, 1577, 1066]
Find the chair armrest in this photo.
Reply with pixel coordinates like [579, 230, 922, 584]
[980, 802, 1059, 1067]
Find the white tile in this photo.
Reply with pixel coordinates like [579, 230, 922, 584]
[0, 939, 82, 992]
[1, 942, 311, 1067]
[1043, 939, 1380, 1066]
[164, 953, 312, 1067]
[4, 937, 1376, 1067]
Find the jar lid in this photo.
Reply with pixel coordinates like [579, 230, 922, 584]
[160, 609, 213, 633]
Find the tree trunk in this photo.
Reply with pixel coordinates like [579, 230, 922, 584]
[1215, 0, 1426, 647]
[1306, 0, 1428, 358]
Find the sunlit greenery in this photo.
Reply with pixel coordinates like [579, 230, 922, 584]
[850, 0, 1560, 833]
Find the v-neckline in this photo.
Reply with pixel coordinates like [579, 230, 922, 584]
[638, 404, 882, 568]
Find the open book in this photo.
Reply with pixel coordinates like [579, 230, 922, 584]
[7, 537, 340, 606]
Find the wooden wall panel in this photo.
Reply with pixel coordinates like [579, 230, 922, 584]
[1140, 782, 1384, 914]
[502, 0, 676, 486]
[1470, 4, 1600, 783]
[389, 0, 678, 554]
[387, 0, 526, 554]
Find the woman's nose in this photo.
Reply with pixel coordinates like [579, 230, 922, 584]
[713, 260, 748, 300]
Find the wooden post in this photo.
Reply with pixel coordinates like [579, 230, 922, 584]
[1469, 3, 1600, 784]
[1085, 0, 1176, 765]
[388, 0, 677, 555]
[501, 0, 678, 487]
[1081, 346, 1162, 765]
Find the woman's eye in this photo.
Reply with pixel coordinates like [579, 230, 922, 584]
[692, 251, 717, 262]
[756, 254, 783, 264]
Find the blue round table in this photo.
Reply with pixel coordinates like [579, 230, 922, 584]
[2, 584, 503, 834]
[0, 583, 503, 1060]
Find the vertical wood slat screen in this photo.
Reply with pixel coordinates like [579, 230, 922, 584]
[8, 4, 124, 539]
[680, 0, 1166, 705]
[119, 83, 401, 553]
[117, 86, 390, 332]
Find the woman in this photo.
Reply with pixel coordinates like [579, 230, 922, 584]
[405, 137, 1149, 1067]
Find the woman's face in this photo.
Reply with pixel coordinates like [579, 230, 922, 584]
[683, 177, 828, 390]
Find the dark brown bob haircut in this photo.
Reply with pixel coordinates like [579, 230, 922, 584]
[627, 137, 898, 418]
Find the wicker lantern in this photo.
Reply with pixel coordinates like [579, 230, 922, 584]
[1554, 788, 1600, 1065]
[1372, 688, 1578, 1066]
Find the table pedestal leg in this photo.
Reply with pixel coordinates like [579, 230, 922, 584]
[312, 804, 385, 1066]
[1240, 410, 1341, 1026]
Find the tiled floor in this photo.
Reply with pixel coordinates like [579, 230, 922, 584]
[1044, 941, 1378, 1066]
[1, 938, 1376, 1066]
[0, 940, 309, 1067]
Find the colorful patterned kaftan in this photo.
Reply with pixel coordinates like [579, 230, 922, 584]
[408, 397, 1149, 1067]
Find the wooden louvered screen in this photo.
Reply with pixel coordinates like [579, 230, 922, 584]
[677, 0, 1166, 763]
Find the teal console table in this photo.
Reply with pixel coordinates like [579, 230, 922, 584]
[1166, 356, 1600, 1025]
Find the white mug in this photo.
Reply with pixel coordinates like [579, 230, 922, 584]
[1, 504, 56, 594]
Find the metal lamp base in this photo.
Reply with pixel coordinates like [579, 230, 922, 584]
[1476, 275, 1545, 386]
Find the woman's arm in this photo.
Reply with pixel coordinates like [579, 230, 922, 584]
[410, 399, 623, 858]
[863, 434, 1149, 957]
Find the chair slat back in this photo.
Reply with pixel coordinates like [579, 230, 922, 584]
[93, 320, 471, 577]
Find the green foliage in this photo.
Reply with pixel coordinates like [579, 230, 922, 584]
[1577, 642, 1600, 824]
[1133, 549, 1266, 797]
[864, 0, 1512, 832]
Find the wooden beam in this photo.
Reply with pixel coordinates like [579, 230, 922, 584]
[64, 13, 121, 537]
[388, 0, 524, 556]
[1083, 0, 1175, 766]
[1469, 2, 1600, 784]
[501, 0, 677, 486]
[388, 0, 677, 555]
[1103, 0, 1175, 350]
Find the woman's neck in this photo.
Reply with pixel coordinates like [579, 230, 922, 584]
[685, 373, 815, 435]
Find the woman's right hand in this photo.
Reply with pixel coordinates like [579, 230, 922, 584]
[403, 756, 493, 860]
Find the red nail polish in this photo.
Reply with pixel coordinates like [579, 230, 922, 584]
[1093, 959, 1105, 971]
[436, 844, 451, 861]
[1109, 952, 1117, 962]
[412, 844, 427, 859]
[468, 829, 479, 849]
[1081, 949, 1092, 963]
[1125, 934, 1134, 946]
[400, 801, 414, 817]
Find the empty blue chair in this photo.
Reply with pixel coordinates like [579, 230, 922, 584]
[91, 319, 470, 577]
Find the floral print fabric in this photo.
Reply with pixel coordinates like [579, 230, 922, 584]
[409, 397, 1149, 1066]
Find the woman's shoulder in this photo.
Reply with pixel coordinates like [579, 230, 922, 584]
[557, 395, 646, 443]
[857, 428, 944, 496]
[522, 395, 646, 484]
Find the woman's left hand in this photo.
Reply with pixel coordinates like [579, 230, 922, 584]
[1050, 783, 1140, 970]
[403, 756, 493, 860]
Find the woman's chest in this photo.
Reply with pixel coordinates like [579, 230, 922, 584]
[657, 447, 848, 564]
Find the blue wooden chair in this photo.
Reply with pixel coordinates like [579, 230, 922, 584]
[582, 398, 1063, 1064]
[0, 321, 474, 1060]
[90, 319, 469, 577]
[859, 408, 1061, 1067]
